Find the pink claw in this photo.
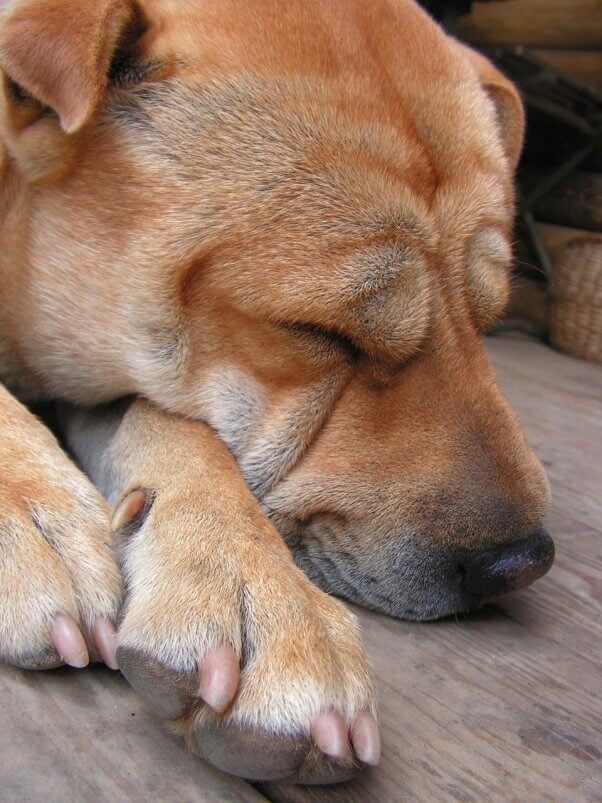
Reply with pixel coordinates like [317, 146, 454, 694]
[92, 618, 119, 670]
[111, 490, 147, 532]
[50, 613, 89, 669]
[350, 710, 381, 765]
[198, 645, 240, 713]
[311, 711, 351, 761]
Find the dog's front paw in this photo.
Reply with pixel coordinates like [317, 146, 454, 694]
[0, 408, 122, 670]
[115, 491, 379, 784]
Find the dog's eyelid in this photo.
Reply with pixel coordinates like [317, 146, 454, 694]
[284, 321, 363, 360]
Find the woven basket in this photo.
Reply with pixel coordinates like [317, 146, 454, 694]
[549, 238, 602, 364]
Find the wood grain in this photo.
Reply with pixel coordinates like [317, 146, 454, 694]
[533, 50, 602, 90]
[1, 337, 601, 802]
[0, 662, 266, 803]
[456, 0, 602, 50]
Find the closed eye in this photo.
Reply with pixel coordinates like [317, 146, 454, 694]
[284, 321, 362, 362]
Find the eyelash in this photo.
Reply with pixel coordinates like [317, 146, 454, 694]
[285, 322, 362, 361]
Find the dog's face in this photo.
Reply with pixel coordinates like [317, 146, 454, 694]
[0, 0, 553, 619]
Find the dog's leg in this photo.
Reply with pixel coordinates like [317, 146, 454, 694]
[0, 383, 122, 670]
[62, 398, 379, 783]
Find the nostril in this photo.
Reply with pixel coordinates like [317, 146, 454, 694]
[456, 563, 467, 582]
[458, 527, 555, 598]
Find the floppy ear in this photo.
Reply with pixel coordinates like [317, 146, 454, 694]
[0, 0, 136, 133]
[460, 45, 525, 171]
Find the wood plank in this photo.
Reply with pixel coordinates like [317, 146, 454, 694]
[495, 510, 602, 665]
[456, 0, 602, 50]
[486, 335, 602, 528]
[533, 50, 602, 90]
[263, 605, 602, 802]
[0, 662, 266, 803]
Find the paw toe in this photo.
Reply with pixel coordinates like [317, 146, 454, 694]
[117, 647, 197, 719]
[13, 645, 64, 671]
[294, 744, 363, 785]
[191, 720, 363, 783]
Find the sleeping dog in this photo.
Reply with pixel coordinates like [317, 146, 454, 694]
[0, 0, 554, 784]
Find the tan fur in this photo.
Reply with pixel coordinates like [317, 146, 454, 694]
[66, 399, 375, 735]
[0, 385, 122, 667]
[0, 0, 550, 781]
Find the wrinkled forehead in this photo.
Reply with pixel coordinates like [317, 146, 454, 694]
[104, 1, 515, 361]
[112, 70, 511, 245]
[132, 0, 511, 197]
[106, 65, 513, 357]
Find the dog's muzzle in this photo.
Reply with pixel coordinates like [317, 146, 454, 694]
[282, 516, 555, 621]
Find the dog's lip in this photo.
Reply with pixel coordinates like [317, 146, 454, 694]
[384, 592, 487, 621]
[263, 511, 554, 619]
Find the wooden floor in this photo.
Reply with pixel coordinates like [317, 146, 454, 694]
[2, 337, 601, 802]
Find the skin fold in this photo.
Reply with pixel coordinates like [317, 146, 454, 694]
[0, 0, 552, 784]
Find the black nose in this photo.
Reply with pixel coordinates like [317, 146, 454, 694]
[457, 527, 555, 598]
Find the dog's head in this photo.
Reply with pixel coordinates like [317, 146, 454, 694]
[0, 0, 553, 619]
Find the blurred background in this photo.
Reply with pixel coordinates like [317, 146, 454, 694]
[421, 0, 602, 364]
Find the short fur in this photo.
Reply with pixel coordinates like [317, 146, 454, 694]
[0, 0, 550, 784]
